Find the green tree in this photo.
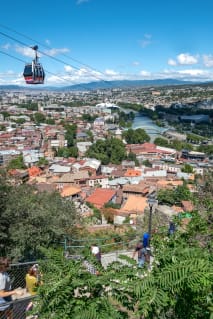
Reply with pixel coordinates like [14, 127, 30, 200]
[18, 102, 38, 111]
[154, 137, 169, 147]
[171, 140, 193, 152]
[86, 138, 126, 164]
[122, 128, 150, 144]
[86, 130, 94, 142]
[0, 176, 12, 255]
[37, 157, 49, 166]
[46, 118, 55, 125]
[142, 159, 152, 167]
[0, 124, 6, 131]
[34, 112, 46, 124]
[65, 124, 77, 147]
[126, 152, 139, 165]
[1, 184, 80, 260]
[57, 147, 78, 158]
[7, 155, 26, 170]
[181, 163, 194, 173]
[15, 118, 26, 125]
[158, 184, 192, 205]
[0, 111, 10, 120]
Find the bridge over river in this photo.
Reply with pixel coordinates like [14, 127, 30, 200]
[131, 114, 169, 141]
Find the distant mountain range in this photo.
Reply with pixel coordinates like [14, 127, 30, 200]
[60, 79, 196, 91]
[0, 79, 212, 91]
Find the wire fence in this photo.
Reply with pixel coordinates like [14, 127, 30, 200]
[0, 261, 37, 319]
[8, 261, 37, 289]
[63, 234, 138, 256]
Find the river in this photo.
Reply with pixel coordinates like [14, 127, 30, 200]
[132, 113, 167, 142]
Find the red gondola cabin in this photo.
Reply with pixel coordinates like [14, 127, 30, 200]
[23, 45, 45, 84]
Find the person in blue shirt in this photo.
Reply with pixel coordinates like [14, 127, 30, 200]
[142, 233, 150, 248]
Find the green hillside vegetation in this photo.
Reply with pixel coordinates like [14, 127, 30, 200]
[0, 171, 212, 318]
[34, 172, 212, 319]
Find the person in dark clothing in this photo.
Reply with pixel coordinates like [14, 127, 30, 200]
[168, 221, 176, 236]
[132, 240, 148, 267]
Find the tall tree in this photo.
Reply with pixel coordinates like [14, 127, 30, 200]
[1, 183, 80, 260]
[86, 138, 126, 164]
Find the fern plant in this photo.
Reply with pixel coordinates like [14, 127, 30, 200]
[34, 206, 213, 319]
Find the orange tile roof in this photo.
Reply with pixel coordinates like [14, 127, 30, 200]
[120, 195, 148, 213]
[86, 188, 116, 208]
[181, 200, 194, 212]
[189, 174, 195, 180]
[28, 166, 42, 177]
[60, 185, 81, 197]
[157, 180, 183, 188]
[124, 169, 141, 177]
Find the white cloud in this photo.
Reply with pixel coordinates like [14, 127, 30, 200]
[0, 70, 25, 85]
[104, 69, 118, 76]
[46, 75, 67, 84]
[1, 43, 11, 50]
[45, 39, 51, 45]
[15, 46, 36, 58]
[64, 65, 74, 72]
[168, 58, 177, 66]
[139, 34, 152, 48]
[177, 69, 207, 76]
[139, 70, 151, 77]
[1, 58, 213, 87]
[44, 48, 70, 57]
[177, 53, 198, 65]
[203, 54, 213, 67]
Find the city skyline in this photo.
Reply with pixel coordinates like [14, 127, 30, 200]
[0, 0, 213, 87]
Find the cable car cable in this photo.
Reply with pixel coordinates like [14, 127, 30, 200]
[0, 23, 108, 79]
[0, 49, 103, 91]
[0, 30, 112, 87]
[0, 27, 129, 91]
[0, 27, 132, 92]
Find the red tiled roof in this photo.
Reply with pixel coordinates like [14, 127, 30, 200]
[60, 185, 81, 197]
[124, 169, 141, 177]
[28, 166, 42, 177]
[181, 201, 194, 212]
[86, 188, 116, 208]
[120, 195, 148, 213]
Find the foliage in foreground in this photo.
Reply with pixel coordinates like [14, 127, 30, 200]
[36, 219, 212, 319]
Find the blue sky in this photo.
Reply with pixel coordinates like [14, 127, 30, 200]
[1, 0, 213, 86]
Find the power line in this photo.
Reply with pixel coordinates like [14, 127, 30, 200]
[0, 49, 98, 90]
[0, 23, 108, 78]
[0, 24, 132, 92]
[0, 24, 133, 90]
[0, 50, 26, 64]
[0, 29, 113, 88]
